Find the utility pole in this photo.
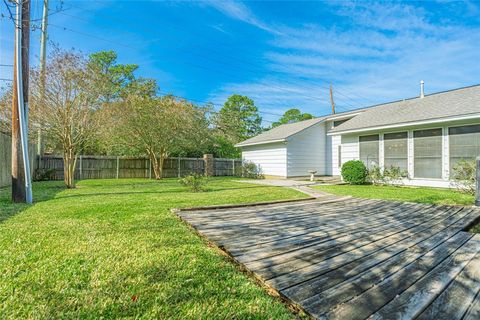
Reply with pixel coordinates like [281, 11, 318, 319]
[38, 0, 49, 166]
[329, 84, 336, 114]
[12, 0, 32, 203]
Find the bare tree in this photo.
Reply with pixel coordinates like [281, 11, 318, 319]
[30, 50, 100, 188]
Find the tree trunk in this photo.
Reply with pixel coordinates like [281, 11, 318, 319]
[63, 149, 77, 188]
[148, 152, 165, 180]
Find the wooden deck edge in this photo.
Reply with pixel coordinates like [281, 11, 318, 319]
[464, 212, 480, 232]
[172, 210, 312, 319]
[171, 197, 316, 213]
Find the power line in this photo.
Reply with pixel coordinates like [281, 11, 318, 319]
[49, 24, 137, 49]
[57, 1, 378, 110]
[5, 2, 366, 118]
[45, 18, 334, 113]
[53, 7, 368, 111]
[155, 90, 279, 123]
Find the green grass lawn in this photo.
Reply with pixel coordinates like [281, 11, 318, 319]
[0, 178, 306, 319]
[314, 184, 474, 206]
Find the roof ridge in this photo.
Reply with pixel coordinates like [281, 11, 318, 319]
[328, 83, 480, 115]
[330, 83, 480, 134]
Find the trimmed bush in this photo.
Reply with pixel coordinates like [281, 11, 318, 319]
[341, 160, 367, 185]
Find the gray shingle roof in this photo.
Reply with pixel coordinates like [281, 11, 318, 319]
[235, 107, 365, 147]
[235, 117, 326, 147]
[331, 84, 480, 134]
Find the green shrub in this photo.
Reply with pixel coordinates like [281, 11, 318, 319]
[341, 160, 367, 185]
[383, 165, 408, 185]
[179, 173, 208, 192]
[33, 168, 56, 181]
[451, 159, 476, 195]
[368, 165, 384, 185]
[241, 161, 264, 179]
[368, 165, 408, 186]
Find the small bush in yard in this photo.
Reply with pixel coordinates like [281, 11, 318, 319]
[383, 166, 408, 185]
[368, 165, 407, 186]
[341, 160, 367, 185]
[179, 173, 208, 192]
[368, 165, 384, 185]
[241, 161, 264, 179]
[33, 168, 56, 181]
[451, 159, 476, 195]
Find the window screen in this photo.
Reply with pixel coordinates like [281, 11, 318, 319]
[359, 135, 379, 170]
[413, 128, 442, 178]
[449, 124, 480, 172]
[384, 132, 408, 171]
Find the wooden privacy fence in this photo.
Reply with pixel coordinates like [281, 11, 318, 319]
[0, 132, 37, 188]
[38, 155, 243, 180]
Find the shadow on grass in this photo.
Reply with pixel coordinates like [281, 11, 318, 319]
[52, 184, 271, 200]
[0, 181, 66, 224]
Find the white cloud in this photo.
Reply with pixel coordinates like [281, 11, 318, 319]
[209, 1, 480, 118]
[203, 0, 280, 34]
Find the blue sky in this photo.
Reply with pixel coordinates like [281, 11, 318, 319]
[1, 0, 480, 124]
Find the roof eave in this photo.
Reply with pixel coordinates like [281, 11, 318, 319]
[324, 111, 364, 121]
[327, 113, 480, 136]
[235, 138, 287, 148]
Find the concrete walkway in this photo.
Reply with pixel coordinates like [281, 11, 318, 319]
[236, 179, 331, 198]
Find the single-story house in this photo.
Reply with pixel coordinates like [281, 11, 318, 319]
[235, 83, 480, 188]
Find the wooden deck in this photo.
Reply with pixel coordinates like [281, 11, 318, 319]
[177, 197, 480, 319]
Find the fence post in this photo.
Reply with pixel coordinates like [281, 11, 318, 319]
[203, 154, 214, 177]
[232, 159, 235, 176]
[476, 157, 480, 206]
[79, 155, 83, 180]
[177, 157, 181, 178]
[116, 156, 119, 179]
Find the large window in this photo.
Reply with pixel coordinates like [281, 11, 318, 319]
[359, 135, 379, 170]
[414, 128, 442, 179]
[449, 124, 480, 172]
[384, 132, 408, 171]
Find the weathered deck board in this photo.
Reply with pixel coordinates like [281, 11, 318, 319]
[370, 235, 480, 320]
[414, 239, 480, 320]
[176, 197, 480, 319]
[282, 210, 478, 299]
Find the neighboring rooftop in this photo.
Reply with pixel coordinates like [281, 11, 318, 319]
[331, 84, 480, 134]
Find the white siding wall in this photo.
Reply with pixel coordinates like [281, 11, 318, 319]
[331, 135, 342, 176]
[286, 123, 327, 177]
[325, 123, 333, 175]
[241, 142, 287, 177]
[340, 134, 359, 164]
